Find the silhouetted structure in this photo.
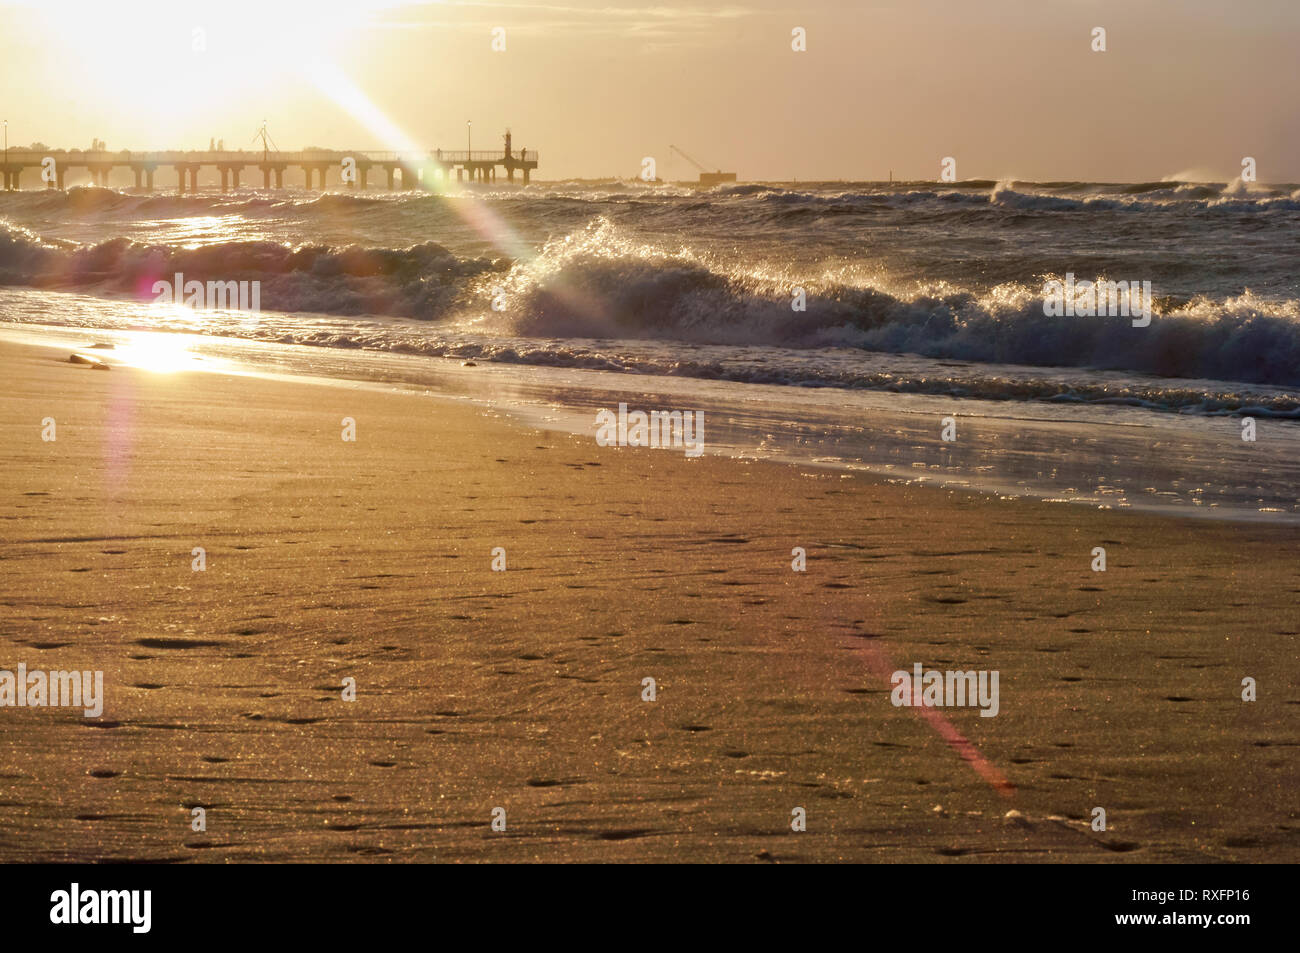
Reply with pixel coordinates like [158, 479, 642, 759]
[669, 144, 737, 186]
[0, 130, 538, 192]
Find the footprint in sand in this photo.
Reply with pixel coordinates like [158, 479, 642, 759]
[596, 829, 652, 841]
[135, 637, 225, 649]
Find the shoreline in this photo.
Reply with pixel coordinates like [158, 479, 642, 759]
[1, 335, 1296, 862]
[4, 319, 1298, 526]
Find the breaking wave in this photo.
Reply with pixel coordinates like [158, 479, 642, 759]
[3, 216, 1299, 394]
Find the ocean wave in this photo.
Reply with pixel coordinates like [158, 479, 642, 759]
[484, 220, 1300, 387]
[7, 180, 1300, 229]
[3, 215, 1299, 391]
[1, 185, 406, 220]
[0, 227, 499, 318]
[989, 181, 1300, 214]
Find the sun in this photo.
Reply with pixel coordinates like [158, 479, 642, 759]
[26, 1, 379, 134]
[113, 333, 203, 373]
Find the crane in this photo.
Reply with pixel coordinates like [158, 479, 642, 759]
[669, 144, 737, 187]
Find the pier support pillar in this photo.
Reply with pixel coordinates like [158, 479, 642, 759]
[189, 167, 199, 193]
[220, 168, 229, 192]
[145, 169, 153, 192]
[177, 167, 186, 195]
[57, 169, 66, 190]
[231, 168, 240, 189]
[134, 167, 143, 189]
[262, 167, 271, 189]
[304, 166, 313, 189]
[386, 167, 395, 190]
[275, 168, 283, 188]
[523, 169, 530, 185]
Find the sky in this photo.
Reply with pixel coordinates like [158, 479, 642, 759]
[1, 0, 1297, 182]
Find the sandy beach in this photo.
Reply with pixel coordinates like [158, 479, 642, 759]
[1, 335, 1296, 863]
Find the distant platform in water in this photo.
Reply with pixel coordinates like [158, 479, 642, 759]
[697, 172, 737, 187]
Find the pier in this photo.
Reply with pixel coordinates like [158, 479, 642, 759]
[0, 131, 538, 192]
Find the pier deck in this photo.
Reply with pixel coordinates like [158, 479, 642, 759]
[0, 139, 538, 192]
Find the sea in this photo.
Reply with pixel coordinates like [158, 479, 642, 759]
[3, 178, 1298, 520]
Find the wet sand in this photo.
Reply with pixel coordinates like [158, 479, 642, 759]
[1, 337, 1296, 862]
